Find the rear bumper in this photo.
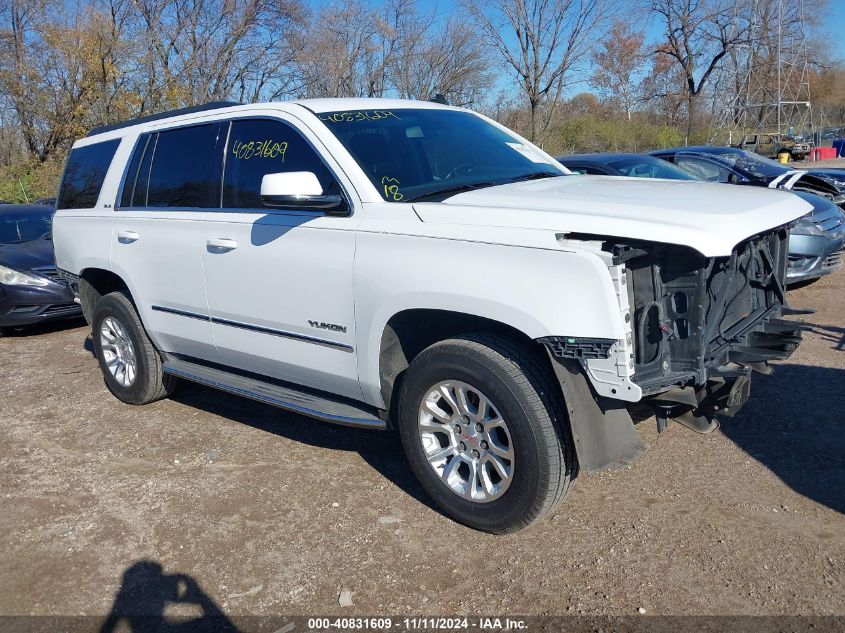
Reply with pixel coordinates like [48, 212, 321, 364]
[0, 283, 82, 327]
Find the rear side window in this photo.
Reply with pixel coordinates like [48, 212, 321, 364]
[57, 139, 120, 209]
[222, 118, 339, 208]
[142, 123, 223, 208]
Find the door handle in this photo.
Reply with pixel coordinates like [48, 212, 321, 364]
[117, 230, 140, 244]
[206, 238, 238, 252]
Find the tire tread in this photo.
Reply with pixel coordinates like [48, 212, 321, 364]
[402, 332, 577, 533]
[94, 292, 175, 404]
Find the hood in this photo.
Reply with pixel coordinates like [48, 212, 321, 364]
[413, 176, 812, 257]
[803, 170, 845, 190]
[0, 238, 57, 272]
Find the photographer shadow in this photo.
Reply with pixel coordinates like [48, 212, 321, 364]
[100, 560, 238, 633]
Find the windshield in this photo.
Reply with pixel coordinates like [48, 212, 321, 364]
[0, 208, 53, 244]
[607, 156, 694, 180]
[707, 149, 788, 179]
[317, 109, 567, 202]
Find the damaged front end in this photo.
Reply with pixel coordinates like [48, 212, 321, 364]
[615, 225, 807, 426]
[541, 225, 808, 473]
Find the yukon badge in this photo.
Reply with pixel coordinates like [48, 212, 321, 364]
[308, 320, 347, 333]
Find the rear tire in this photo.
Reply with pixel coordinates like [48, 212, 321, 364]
[397, 333, 577, 533]
[91, 292, 176, 405]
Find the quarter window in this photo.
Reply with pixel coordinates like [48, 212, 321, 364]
[222, 119, 339, 209]
[57, 139, 120, 209]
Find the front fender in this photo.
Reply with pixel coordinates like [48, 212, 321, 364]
[354, 230, 626, 407]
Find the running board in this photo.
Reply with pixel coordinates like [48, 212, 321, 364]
[162, 357, 386, 430]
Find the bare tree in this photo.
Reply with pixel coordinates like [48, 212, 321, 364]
[292, 0, 395, 98]
[650, 0, 749, 137]
[466, 0, 605, 142]
[132, 0, 304, 110]
[392, 14, 492, 107]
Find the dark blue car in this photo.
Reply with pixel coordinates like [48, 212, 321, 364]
[0, 204, 82, 334]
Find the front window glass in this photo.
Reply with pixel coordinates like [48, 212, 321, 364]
[608, 156, 695, 180]
[222, 119, 339, 208]
[317, 109, 566, 202]
[0, 208, 53, 244]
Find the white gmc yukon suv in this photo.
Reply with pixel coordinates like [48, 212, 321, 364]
[53, 99, 810, 533]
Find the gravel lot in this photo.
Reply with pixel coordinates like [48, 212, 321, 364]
[0, 270, 843, 621]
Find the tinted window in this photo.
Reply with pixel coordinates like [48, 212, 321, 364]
[147, 124, 223, 207]
[222, 119, 339, 208]
[608, 157, 694, 180]
[57, 139, 120, 209]
[119, 134, 151, 208]
[581, 166, 610, 175]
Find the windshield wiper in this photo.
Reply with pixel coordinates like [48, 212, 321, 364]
[506, 171, 564, 183]
[405, 181, 498, 203]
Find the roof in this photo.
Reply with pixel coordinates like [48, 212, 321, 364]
[652, 145, 740, 155]
[86, 101, 241, 137]
[292, 97, 456, 113]
[82, 97, 459, 141]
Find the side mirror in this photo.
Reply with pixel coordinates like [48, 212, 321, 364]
[260, 172, 347, 214]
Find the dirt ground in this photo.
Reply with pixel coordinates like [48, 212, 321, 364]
[0, 270, 843, 621]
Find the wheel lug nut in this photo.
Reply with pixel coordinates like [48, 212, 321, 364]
[475, 423, 483, 432]
[459, 441, 466, 451]
[461, 415, 470, 424]
[454, 424, 461, 432]
[480, 441, 488, 450]
[471, 449, 480, 459]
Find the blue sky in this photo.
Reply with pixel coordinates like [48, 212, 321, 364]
[828, 0, 845, 60]
[406, 0, 845, 101]
[414, 0, 845, 68]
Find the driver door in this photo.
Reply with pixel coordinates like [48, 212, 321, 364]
[200, 116, 363, 400]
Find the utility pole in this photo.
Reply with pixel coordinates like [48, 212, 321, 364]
[717, 0, 814, 140]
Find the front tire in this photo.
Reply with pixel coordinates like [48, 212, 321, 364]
[397, 333, 577, 533]
[91, 292, 176, 405]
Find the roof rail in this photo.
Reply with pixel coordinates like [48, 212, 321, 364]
[86, 101, 242, 137]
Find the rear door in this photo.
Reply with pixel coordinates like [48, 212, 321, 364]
[200, 116, 362, 400]
[112, 122, 225, 360]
